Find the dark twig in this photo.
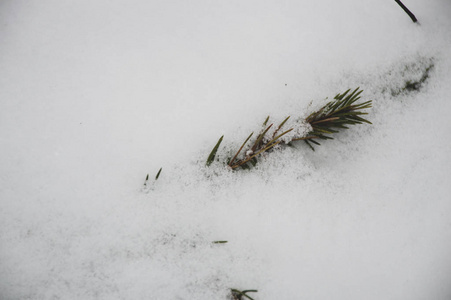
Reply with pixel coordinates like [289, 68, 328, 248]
[394, 0, 418, 23]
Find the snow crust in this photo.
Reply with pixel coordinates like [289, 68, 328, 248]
[1, 0, 451, 299]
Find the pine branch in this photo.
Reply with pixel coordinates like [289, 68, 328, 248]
[302, 87, 372, 149]
[206, 88, 372, 169]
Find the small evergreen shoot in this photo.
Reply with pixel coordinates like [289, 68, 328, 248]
[394, 0, 418, 23]
[155, 167, 162, 180]
[207, 88, 372, 169]
[302, 87, 372, 150]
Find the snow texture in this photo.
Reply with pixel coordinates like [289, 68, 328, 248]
[1, 0, 451, 299]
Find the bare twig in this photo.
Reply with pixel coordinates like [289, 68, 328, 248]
[394, 0, 418, 23]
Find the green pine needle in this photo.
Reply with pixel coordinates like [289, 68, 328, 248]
[155, 168, 162, 180]
[229, 132, 254, 166]
[143, 174, 150, 187]
[272, 116, 290, 139]
[251, 123, 273, 152]
[206, 135, 224, 166]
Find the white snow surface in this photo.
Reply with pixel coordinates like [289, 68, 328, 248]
[1, 1, 451, 299]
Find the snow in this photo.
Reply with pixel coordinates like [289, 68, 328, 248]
[1, 0, 451, 299]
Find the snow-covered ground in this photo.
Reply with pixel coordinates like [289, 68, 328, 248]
[1, 1, 451, 299]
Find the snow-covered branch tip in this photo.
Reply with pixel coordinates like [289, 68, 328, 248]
[206, 87, 372, 170]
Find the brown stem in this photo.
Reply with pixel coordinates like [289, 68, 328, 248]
[310, 117, 340, 125]
[291, 136, 320, 141]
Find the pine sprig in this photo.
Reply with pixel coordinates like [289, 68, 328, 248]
[206, 88, 372, 169]
[301, 87, 372, 150]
